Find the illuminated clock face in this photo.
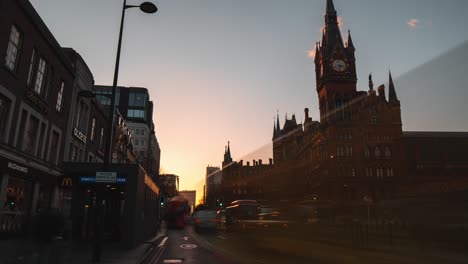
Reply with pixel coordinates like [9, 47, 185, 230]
[332, 59, 346, 72]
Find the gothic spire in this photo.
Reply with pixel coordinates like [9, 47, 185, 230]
[273, 119, 277, 138]
[322, 0, 344, 57]
[326, 0, 336, 17]
[276, 112, 280, 132]
[388, 71, 399, 104]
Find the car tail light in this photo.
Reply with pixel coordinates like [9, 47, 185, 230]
[194, 218, 201, 223]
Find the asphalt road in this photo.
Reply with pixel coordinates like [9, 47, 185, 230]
[156, 226, 312, 264]
[155, 224, 468, 264]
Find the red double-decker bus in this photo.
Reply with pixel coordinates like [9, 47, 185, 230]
[165, 196, 190, 229]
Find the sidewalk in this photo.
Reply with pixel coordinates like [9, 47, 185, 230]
[0, 228, 166, 264]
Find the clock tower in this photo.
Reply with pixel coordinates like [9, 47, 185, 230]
[315, 0, 357, 123]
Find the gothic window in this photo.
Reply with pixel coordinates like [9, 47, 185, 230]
[365, 148, 370, 159]
[343, 95, 351, 121]
[345, 145, 353, 157]
[375, 147, 381, 158]
[334, 97, 343, 121]
[365, 168, 373, 177]
[385, 147, 391, 158]
[387, 168, 394, 177]
[337, 145, 344, 157]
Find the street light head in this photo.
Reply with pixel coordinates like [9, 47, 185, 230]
[140, 2, 157, 14]
[77, 89, 96, 98]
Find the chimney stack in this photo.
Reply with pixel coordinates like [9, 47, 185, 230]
[259, 159, 262, 165]
[378, 84, 386, 101]
[269, 158, 273, 165]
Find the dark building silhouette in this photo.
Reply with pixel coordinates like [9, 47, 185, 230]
[0, 0, 75, 234]
[205, 166, 222, 208]
[219, 1, 468, 216]
[221, 142, 273, 205]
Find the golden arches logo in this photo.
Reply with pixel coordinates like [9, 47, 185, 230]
[61, 177, 72, 187]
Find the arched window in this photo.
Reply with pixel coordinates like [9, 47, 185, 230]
[365, 148, 370, 159]
[343, 95, 351, 121]
[375, 147, 381, 158]
[385, 147, 391, 158]
[334, 97, 343, 121]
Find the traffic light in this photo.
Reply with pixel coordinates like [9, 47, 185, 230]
[6, 196, 16, 210]
[160, 196, 165, 206]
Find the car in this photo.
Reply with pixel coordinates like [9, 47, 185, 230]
[193, 210, 218, 231]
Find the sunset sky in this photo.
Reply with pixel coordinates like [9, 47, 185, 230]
[31, 0, 468, 202]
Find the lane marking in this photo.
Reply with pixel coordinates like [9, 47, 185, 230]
[158, 236, 168, 248]
[163, 259, 183, 263]
[183, 236, 189, 240]
[217, 236, 227, 240]
[179, 244, 198, 249]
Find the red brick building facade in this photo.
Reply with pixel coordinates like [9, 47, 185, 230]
[220, 0, 468, 212]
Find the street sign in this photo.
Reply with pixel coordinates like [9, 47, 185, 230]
[96, 172, 117, 183]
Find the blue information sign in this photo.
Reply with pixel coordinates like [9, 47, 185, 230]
[79, 176, 127, 184]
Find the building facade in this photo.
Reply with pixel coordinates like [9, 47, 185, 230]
[221, 142, 273, 205]
[160, 174, 179, 198]
[94, 85, 160, 177]
[205, 166, 222, 208]
[0, 0, 75, 234]
[61, 48, 95, 163]
[216, 1, 468, 219]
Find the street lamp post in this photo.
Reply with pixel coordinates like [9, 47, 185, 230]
[104, 0, 157, 166]
[92, 1, 157, 262]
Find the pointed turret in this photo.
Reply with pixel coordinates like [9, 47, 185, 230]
[272, 120, 276, 138]
[326, 0, 337, 24]
[321, 0, 344, 58]
[314, 42, 320, 63]
[276, 112, 280, 132]
[368, 73, 374, 93]
[347, 30, 355, 51]
[222, 141, 233, 167]
[321, 29, 327, 49]
[388, 71, 399, 104]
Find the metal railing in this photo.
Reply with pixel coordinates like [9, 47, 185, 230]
[0, 210, 24, 233]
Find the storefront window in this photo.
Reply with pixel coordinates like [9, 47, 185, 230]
[3, 177, 28, 212]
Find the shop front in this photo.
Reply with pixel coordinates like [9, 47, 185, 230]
[65, 163, 161, 248]
[0, 157, 58, 236]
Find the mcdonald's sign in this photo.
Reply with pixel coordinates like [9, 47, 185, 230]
[61, 177, 73, 187]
